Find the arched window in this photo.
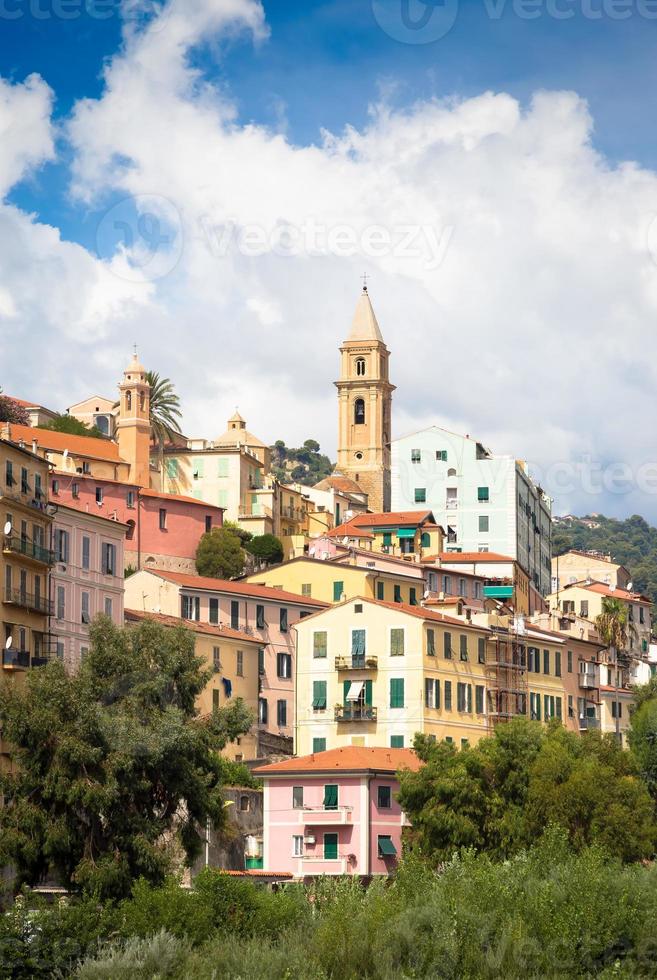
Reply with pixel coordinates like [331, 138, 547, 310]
[139, 391, 146, 412]
[354, 399, 365, 425]
[126, 390, 132, 411]
[421, 532, 431, 549]
[447, 468, 457, 478]
[355, 357, 366, 377]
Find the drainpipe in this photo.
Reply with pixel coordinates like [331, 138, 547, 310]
[137, 491, 142, 571]
[364, 774, 371, 877]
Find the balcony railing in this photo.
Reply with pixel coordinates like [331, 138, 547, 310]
[335, 654, 378, 671]
[579, 669, 598, 689]
[300, 806, 353, 826]
[3, 535, 54, 565]
[335, 704, 377, 723]
[579, 715, 601, 731]
[445, 499, 458, 510]
[2, 649, 30, 668]
[3, 588, 53, 615]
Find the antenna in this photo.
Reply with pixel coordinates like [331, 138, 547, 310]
[3, 520, 12, 536]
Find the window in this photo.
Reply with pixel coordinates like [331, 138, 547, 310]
[457, 683, 472, 712]
[543, 649, 550, 675]
[56, 586, 65, 621]
[52, 479, 59, 495]
[425, 677, 440, 709]
[324, 833, 338, 860]
[390, 735, 404, 748]
[478, 516, 489, 533]
[580, 600, 589, 618]
[258, 698, 268, 724]
[478, 637, 486, 664]
[81, 536, 90, 570]
[640, 606, 645, 625]
[54, 529, 69, 563]
[313, 680, 327, 711]
[5, 460, 14, 487]
[301, 583, 312, 597]
[568, 695, 574, 719]
[95, 487, 103, 505]
[394, 584, 402, 603]
[311, 631, 328, 659]
[277, 652, 292, 678]
[213, 647, 221, 671]
[351, 629, 366, 661]
[411, 449, 421, 463]
[378, 836, 397, 858]
[390, 628, 404, 656]
[209, 598, 219, 624]
[293, 835, 304, 857]
[56, 641, 64, 660]
[159, 508, 167, 530]
[390, 678, 405, 709]
[443, 632, 452, 659]
[104, 597, 113, 618]
[72, 482, 79, 499]
[567, 650, 573, 673]
[293, 786, 304, 809]
[556, 697, 562, 720]
[459, 635, 468, 661]
[237, 650, 244, 677]
[127, 490, 135, 508]
[476, 686, 485, 713]
[212, 689, 220, 711]
[376, 581, 385, 601]
[409, 587, 417, 606]
[382, 532, 392, 548]
[81, 592, 90, 624]
[280, 607, 288, 632]
[323, 783, 338, 810]
[444, 682, 452, 711]
[612, 701, 623, 719]
[20, 467, 29, 494]
[257, 647, 265, 675]
[555, 651, 562, 677]
[530, 692, 541, 721]
[256, 604, 266, 629]
[277, 699, 287, 727]
[333, 580, 344, 602]
[427, 629, 436, 657]
[354, 399, 365, 425]
[377, 785, 392, 808]
[181, 595, 200, 621]
[230, 600, 239, 629]
[313, 737, 327, 753]
[101, 543, 116, 576]
[355, 357, 366, 376]
[477, 486, 489, 502]
[436, 450, 448, 462]
[414, 488, 426, 503]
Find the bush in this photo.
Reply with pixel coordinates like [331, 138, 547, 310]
[195, 528, 245, 579]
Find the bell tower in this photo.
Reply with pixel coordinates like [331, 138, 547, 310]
[335, 285, 395, 512]
[117, 349, 151, 488]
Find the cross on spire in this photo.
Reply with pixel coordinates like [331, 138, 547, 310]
[361, 272, 369, 293]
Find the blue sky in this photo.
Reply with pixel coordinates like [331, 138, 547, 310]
[3, 0, 657, 521]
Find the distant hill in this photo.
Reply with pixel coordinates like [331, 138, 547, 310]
[552, 514, 657, 606]
[270, 439, 334, 488]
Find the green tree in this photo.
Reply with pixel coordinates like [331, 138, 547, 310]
[398, 719, 656, 864]
[0, 617, 252, 900]
[629, 698, 657, 797]
[196, 528, 245, 579]
[245, 534, 284, 566]
[222, 520, 253, 547]
[145, 371, 183, 447]
[0, 389, 29, 425]
[39, 413, 105, 439]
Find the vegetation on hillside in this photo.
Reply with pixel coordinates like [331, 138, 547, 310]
[552, 513, 657, 604]
[270, 439, 334, 486]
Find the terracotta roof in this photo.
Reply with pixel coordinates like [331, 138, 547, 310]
[253, 746, 420, 776]
[327, 526, 375, 539]
[125, 608, 262, 644]
[349, 510, 434, 528]
[562, 580, 652, 604]
[424, 552, 516, 564]
[6, 423, 125, 463]
[295, 594, 490, 631]
[143, 569, 328, 606]
[216, 870, 294, 879]
[140, 488, 224, 510]
[313, 475, 366, 494]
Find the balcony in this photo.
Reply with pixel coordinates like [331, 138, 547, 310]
[579, 667, 598, 689]
[579, 715, 601, 731]
[300, 855, 350, 874]
[3, 535, 54, 566]
[299, 806, 353, 826]
[335, 655, 378, 671]
[335, 704, 377, 723]
[445, 498, 458, 510]
[2, 649, 30, 668]
[3, 588, 53, 616]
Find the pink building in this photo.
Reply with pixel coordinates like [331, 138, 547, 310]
[254, 746, 420, 879]
[50, 504, 126, 671]
[125, 568, 327, 742]
[50, 473, 223, 574]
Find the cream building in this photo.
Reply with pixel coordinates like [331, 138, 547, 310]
[551, 550, 631, 592]
[548, 580, 651, 659]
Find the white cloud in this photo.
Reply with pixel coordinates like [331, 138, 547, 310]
[4, 0, 657, 519]
[0, 72, 54, 197]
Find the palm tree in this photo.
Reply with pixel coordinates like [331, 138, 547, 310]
[145, 371, 183, 485]
[595, 597, 637, 739]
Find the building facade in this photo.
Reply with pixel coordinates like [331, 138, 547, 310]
[335, 287, 394, 513]
[548, 580, 651, 660]
[327, 510, 443, 559]
[391, 428, 552, 594]
[551, 550, 632, 593]
[255, 747, 420, 879]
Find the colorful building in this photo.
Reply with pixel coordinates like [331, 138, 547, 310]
[548, 580, 652, 660]
[50, 504, 126, 671]
[327, 510, 443, 558]
[551, 550, 632, 593]
[423, 551, 546, 615]
[125, 609, 261, 761]
[124, 568, 326, 743]
[254, 746, 420, 879]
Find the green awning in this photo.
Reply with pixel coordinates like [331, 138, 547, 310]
[396, 528, 416, 539]
[483, 586, 514, 599]
[378, 837, 397, 856]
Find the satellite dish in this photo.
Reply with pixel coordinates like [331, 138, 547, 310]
[423, 590, 430, 600]
[5, 636, 12, 649]
[627, 581, 633, 591]
[3, 520, 11, 536]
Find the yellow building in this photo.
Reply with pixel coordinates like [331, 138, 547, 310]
[548, 580, 651, 660]
[551, 549, 631, 592]
[125, 609, 261, 762]
[2, 422, 131, 483]
[116, 351, 151, 488]
[328, 510, 443, 558]
[335, 286, 395, 513]
[246, 555, 427, 607]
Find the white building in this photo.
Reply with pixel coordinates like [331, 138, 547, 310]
[391, 427, 552, 595]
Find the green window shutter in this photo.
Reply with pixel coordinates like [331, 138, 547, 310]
[193, 458, 205, 478]
[555, 651, 561, 677]
[477, 486, 489, 502]
[544, 694, 550, 719]
[323, 784, 338, 810]
[382, 532, 392, 547]
[409, 588, 417, 606]
[390, 628, 404, 656]
[476, 685, 484, 713]
[460, 635, 468, 661]
[165, 458, 179, 477]
[457, 683, 465, 712]
[352, 629, 366, 656]
[394, 585, 402, 603]
[218, 490, 228, 508]
[376, 581, 385, 601]
[313, 631, 327, 658]
[390, 735, 404, 748]
[421, 532, 430, 548]
[543, 650, 550, 674]
[365, 679, 373, 706]
[556, 697, 562, 720]
[444, 680, 452, 710]
[414, 488, 426, 503]
[478, 637, 485, 664]
[343, 680, 350, 705]
[427, 629, 435, 656]
[444, 632, 452, 659]
[313, 681, 327, 710]
[313, 738, 326, 753]
[436, 678, 441, 709]
[324, 833, 338, 859]
[333, 581, 344, 602]
[217, 458, 229, 477]
[390, 678, 404, 709]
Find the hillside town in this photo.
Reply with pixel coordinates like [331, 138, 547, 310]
[2, 284, 654, 883]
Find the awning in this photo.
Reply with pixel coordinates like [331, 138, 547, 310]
[346, 681, 364, 702]
[396, 528, 416, 539]
[378, 838, 397, 856]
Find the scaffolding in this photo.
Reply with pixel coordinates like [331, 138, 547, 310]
[485, 628, 529, 730]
